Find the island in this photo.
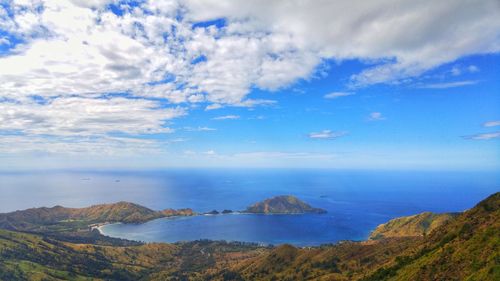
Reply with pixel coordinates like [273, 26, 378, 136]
[0, 192, 497, 280]
[204, 210, 220, 215]
[243, 195, 327, 214]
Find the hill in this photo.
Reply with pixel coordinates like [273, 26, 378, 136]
[362, 192, 500, 281]
[210, 192, 500, 280]
[0, 229, 262, 281]
[0, 202, 195, 233]
[0, 192, 498, 280]
[369, 212, 459, 239]
[244, 195, 326, 214]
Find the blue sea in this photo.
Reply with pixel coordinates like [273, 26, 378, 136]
[1, 169, 498, 246]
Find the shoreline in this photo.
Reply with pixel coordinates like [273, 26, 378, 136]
[90, 222, 116, 234]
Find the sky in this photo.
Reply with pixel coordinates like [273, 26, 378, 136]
[0, 0, 499, 170]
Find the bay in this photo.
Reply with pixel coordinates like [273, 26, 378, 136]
[1, 169, 498, 246]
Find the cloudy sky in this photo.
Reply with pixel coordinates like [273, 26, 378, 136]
[0, 0, 499, 170]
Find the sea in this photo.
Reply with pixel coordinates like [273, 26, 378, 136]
[1, 169, 498, 246]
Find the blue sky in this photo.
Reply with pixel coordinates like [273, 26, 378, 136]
[0, 0, 499, 170]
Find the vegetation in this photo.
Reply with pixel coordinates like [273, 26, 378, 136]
[361, 192, 500, 281]
[0, 192, 498, 280]
[0, 230, 263, 281]
[0, 202, 195, 232]
[369, 212, 459, 239]
[244, 195, 326, 214]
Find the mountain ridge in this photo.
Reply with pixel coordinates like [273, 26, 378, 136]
[0, 192, 497, 280]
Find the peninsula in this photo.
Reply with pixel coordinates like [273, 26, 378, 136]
[0, 192, 497, 280]
[0, 201, 194, 234]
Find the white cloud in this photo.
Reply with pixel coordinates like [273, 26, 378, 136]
[232, 151, 337, 160]
[0, 0, 499, 159]
[203, 150, 216, 155]
[324, 92, 354, 99]
[0, 135, 163, 156]
[1, 0, 498, 103]
[248, 115, 265, 120]
[234, 99, 276, 108]
[483, 120, 500, 127]
[450, 66, 461, 76]
[368, 112, 386, 121]
[183, 150, 196, 155]
[0, 96, 185, 136]
[184, 126, 216, 131]
[212, 115, 240, 120]
[450, 65, 480, 76]
[205, 104, 223, 110]
[185, 0, 500, 87]
[418, 80, 479, 89]
[0, 36, 9, 45]
[308, 130, 347, 139]
[468, 65, 480, 73]
[463, 132, 500, 140]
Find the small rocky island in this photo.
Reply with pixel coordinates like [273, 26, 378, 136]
[243, 195, 327, 214]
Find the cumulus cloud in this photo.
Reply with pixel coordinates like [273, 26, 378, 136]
[0, 97, 184, 136]
[212, 115, 240, 120]
[1, 0, 498, 102]
[308, 130, 347, 139]
[186, 0, 500, 86]
[324, 92, 354, 99]
[1, 0, 499, 157]
[0, 36, 9, 45]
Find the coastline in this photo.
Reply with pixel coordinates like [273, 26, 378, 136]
[90, 222, 117, 235]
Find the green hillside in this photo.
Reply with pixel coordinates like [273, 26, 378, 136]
[363, 192, 500, 281]
[369, 212, 459, 239]
[0, 193, 498, 280]
[0, 202, 195, 232]
[214, 192, 500, 280]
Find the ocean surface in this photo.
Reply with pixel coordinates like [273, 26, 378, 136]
[1, 169, 498, 246]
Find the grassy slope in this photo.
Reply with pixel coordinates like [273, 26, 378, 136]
[0, 202, 149, 228]
[208, 192, 499, 281]
[0, 229, 264, 281]
[215, 238, 417, 281]
[0, 193, 498, 280]
[0, 229, 177, 280]
[0, 202, 196, 233]
[369, 212, 459, 239]
[362, 192, 500, 281]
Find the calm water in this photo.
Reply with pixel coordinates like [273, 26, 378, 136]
[1, 169, 498, 246]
